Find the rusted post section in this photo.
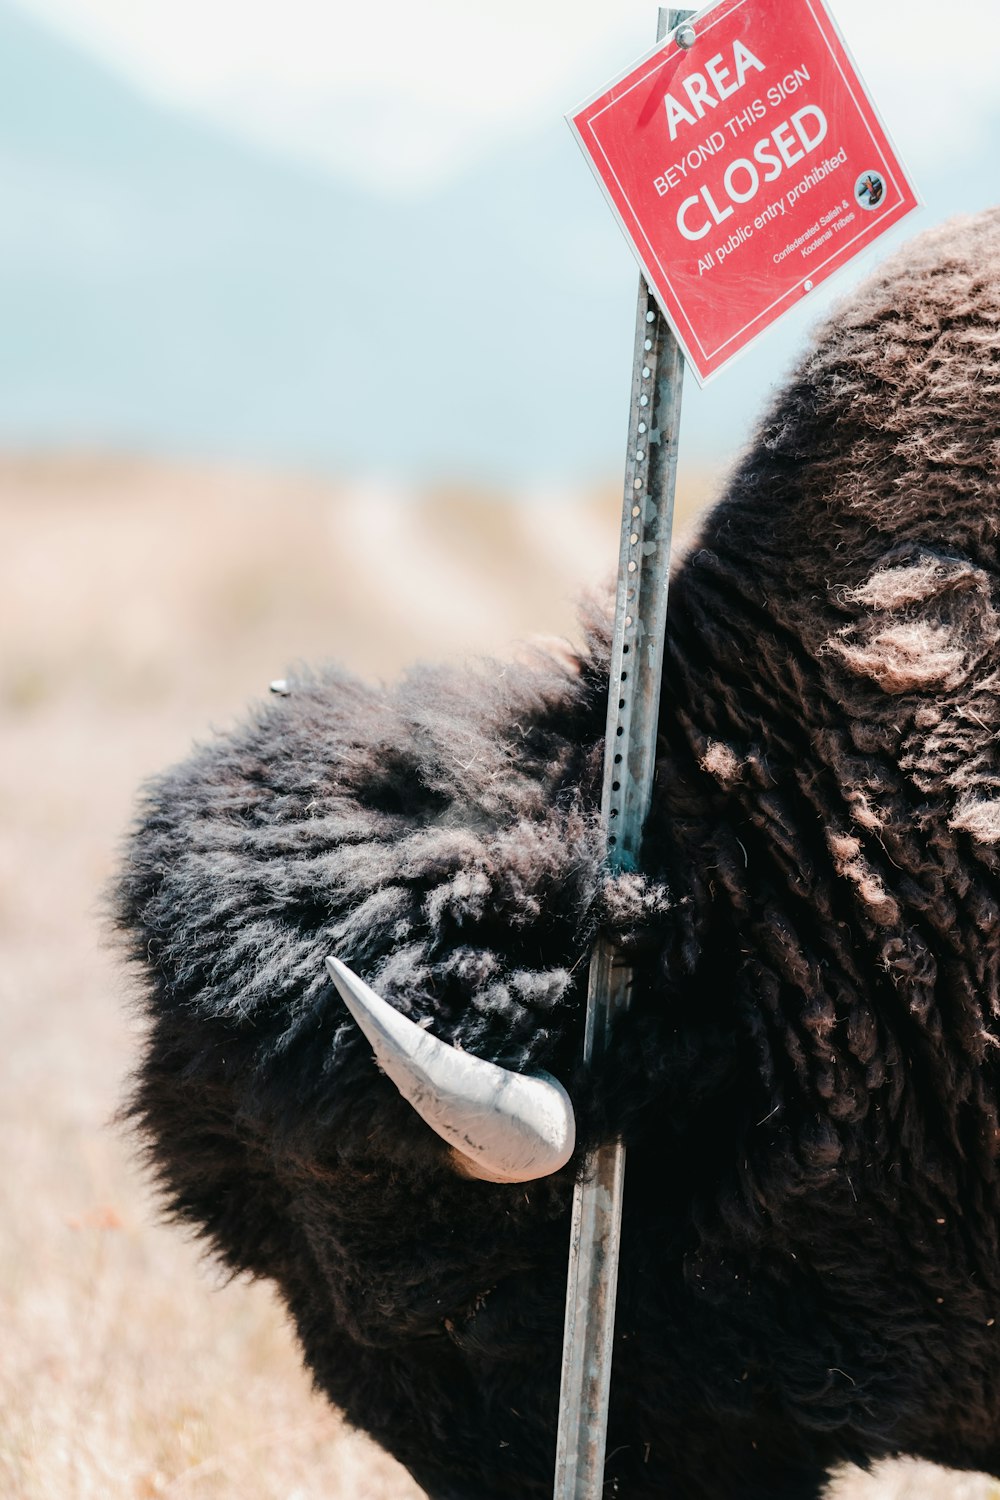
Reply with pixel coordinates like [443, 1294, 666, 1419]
[552, 10, 694, 1497]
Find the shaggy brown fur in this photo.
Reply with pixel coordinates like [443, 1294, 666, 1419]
[115, 207, 1000, 1500]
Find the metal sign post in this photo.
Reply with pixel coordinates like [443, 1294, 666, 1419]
[553, 10, 694, 1497]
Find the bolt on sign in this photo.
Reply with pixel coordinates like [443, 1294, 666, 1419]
[568, 0, 919, 383]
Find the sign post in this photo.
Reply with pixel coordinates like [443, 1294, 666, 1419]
[553, 12, 694, 1498]
[555, 1, 917, 1493]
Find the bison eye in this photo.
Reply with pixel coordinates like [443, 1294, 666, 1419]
[326, 957, 576, 1184]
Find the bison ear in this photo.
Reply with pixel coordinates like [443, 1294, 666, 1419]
[325, 957, 576, 1184]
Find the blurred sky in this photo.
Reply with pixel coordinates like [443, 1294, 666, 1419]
[5, 0, 1000, 485]
[17, 0, 1000, 193]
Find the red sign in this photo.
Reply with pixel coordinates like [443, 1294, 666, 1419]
[569, 0, 919, 383]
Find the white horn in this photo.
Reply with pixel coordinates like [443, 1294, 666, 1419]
[325, 956, 576, 1184]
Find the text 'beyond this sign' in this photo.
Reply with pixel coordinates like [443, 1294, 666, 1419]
[569, 0, 919, 383]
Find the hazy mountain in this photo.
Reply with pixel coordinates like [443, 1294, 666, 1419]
[0, 0, 994, 484]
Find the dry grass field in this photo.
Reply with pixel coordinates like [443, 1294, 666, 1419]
[1, 455, 997, 1500]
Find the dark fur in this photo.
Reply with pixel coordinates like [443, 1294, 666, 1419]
[115, 209, 1000, 1499]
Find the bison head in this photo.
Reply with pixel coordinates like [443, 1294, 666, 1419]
[116, 208, 1000, 1499]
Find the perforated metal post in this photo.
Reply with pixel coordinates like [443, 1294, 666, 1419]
[553, 10, 694, 1498]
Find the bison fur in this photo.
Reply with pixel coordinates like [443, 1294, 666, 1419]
[115, 207, 1000, 1499]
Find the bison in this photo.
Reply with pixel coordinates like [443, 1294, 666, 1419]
[115, 207, 1000, 1499]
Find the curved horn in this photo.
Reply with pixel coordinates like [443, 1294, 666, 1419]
[325, 956, 576, 1184]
